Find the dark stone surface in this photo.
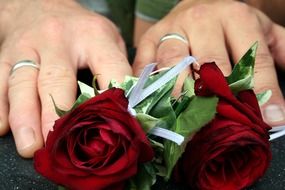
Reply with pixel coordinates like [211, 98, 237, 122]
[1, 66, 284, 190]
[1, 133, 285, 190]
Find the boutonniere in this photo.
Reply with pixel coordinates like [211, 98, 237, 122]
[34, 43, 273, 190]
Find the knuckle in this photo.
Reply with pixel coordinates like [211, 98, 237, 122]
[225, 2, 255, 21]
[139, 35, 156, 48]
[8, 106, 36, 128]
[254, 52, 274, 70]
[157, 46, 188, 64]
[38, 64, 75, 89]
[40, 16, 65, 40]
[93, 51, 128, 68]
[183, 4, 212, 21]
[254, 80, 279, 96]
[83, 16, 116, 35]
[198, 55, 231, 75]
[2, 32, 35, 52]
[106, 51, 127, 63]
[198, 55, 229, 66]
[9, 73, 36, 90]
[14, 38, 32, 49]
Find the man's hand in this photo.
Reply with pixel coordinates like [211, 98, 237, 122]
[0, 0, 131, 158]
[134, 0, 285, 127]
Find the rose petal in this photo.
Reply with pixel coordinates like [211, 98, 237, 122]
[35, 145, 136, 190]
[176, 115, 271, 190]
[237, 90, 262, 118]
[91, 141, 138, 175]
[100, 128, 117, 145]
[196, 63, 234, 100]
[217, 100, 254, 126]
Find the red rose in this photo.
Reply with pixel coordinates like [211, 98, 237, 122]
[34, 88, 154, 190]
[174, 63, 271, 190]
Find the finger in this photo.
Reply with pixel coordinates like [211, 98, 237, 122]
[270, 24, 285, 69]
[156, 31, 190, 68]
[86, 39, 132, 89]
[222, 5, 285, 126]
[262, 24, 285, 126]
[0, 60, 10, 135]
[185, 9, 231, 76]
[254, 9, 285, 68]
[155, 29, 190, 96]
[38, 49, 77, 140]
[7, 50, 43, 158]
[133, 28, 160, 76]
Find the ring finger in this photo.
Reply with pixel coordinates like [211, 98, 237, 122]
[8, 49, 43, 158]
[156, 29, 191, 95]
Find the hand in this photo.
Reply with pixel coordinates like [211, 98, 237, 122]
[0, 0, 131, 158]
[133, 0, 285, 127]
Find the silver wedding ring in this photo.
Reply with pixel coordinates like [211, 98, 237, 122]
[10, 60, 40, 75]
[158, 33, 188, 46]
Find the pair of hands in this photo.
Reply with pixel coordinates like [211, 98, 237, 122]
[0, 0, 284, 158]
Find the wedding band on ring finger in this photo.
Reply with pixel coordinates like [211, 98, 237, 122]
[158, 33, 189, 46]
[10, 60, 40, 75]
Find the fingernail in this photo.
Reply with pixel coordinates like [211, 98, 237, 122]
[263, 104, 285, 123]
[15, 127, 35, 150]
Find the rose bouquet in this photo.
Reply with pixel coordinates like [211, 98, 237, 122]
[34, 43, 272, 190]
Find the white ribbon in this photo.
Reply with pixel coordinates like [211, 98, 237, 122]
[128, 56, 197, 145]
[128, 63, 156, 108]
[128, 56, 196, 108]
[269, 125, 285, 132]
[269, 125, 285, 141]
[270, 130, 285, 141]
[149, 127, 185, 145]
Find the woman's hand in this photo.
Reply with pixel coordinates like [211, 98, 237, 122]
[0, 0, 131, 158]
[133, 0, 285, 127]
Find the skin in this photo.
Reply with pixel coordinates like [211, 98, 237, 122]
[0, 0, 131, 158]
[133, 0, 285, 127]
[0, 0, 284, 158]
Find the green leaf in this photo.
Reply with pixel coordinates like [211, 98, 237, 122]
[136, 113, 160, 132]
[69, 93, 91, 110]
[92, 76, 100, 96]
[227, 42, 258, 93]
[108, 79, 121, 89]
[183, 77, 195, 97]
[146, 90, 177, 130]
[51, 93, 91, 117]
[173, 96, 191, 116]
[153, 164, 167, 177]
[78, 81, 95, 97]
[228, 75, 253, 93]
[109, 76, 138, 95]
[50, 95, 68, 117]
[176, 96, 218, 136]
[163, 142, 183, 179]
[256, 90, 272, 106]
[164, 96, 218, 179]
[111, 70, 177, 119]
[134, 74, 176, 115]
[129, 163, 156, 190]
[58, 186, 66, 190]
[121, 76, 139, 93]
